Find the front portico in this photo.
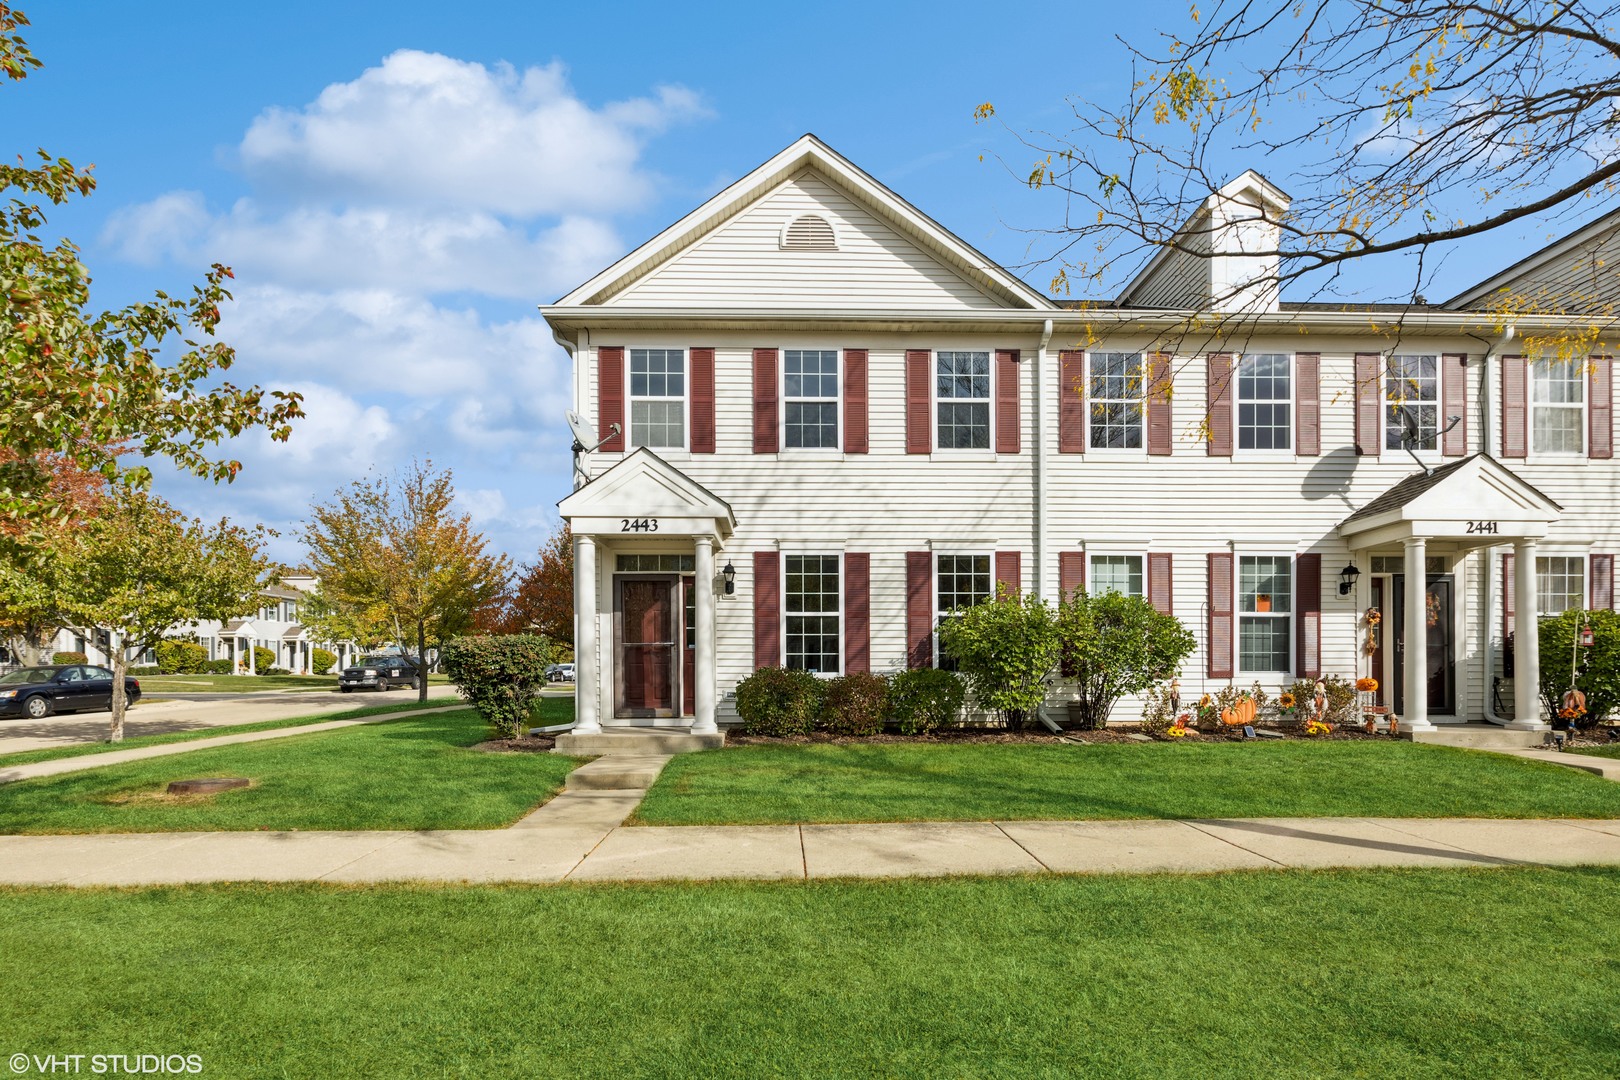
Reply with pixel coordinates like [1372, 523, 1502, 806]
[1339, 455, 1562, 732]
[558, 449, 736, 734]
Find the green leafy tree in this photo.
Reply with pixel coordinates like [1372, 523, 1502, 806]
[56, 490, 271, 741]
[298, 584, 389, 655]
[937, 587, 1062, 730]
[1057, 590, 1197, 730]
[0, 6, 302, 537]
[304, 460, 511, 703]
[1540, 609, 1620, 726]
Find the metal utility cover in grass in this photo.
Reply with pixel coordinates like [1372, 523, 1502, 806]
[167, 778, 251, 795]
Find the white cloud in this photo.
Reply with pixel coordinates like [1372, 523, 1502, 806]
[238, 50, 706, 216]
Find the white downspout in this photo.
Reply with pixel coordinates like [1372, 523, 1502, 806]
[1480, 326, 1514, 724]
[1035, 318, 1054, 601]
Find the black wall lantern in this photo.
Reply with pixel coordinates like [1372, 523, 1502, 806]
[722, 561, 736, 596]
[1338, 561, 1362, 596]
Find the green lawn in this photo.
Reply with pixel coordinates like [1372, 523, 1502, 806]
[635, 740, 1620, 825]
[132, 673, 453, 693]
[1573, 743, 1620, 759]
[0, 705, 579, 834]
[1, 868, 1616, 1077]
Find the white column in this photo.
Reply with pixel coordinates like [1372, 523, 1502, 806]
[573, 534, 602, 733]
[1508, 539, 1548, 730]
[1403, 537, 1433, 732]
[247, 636, 257, 675]
[692, 537, 718, 734]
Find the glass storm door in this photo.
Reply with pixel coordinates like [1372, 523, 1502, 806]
[1393, 574, 1456, 716]
[615, 577, 676, 718]
[682, 576, 696, 717]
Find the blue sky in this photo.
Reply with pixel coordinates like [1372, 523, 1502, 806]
[3, 1, 1571, 565]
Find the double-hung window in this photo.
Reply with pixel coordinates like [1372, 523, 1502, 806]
[1531, 358, 1584, 454]
[936, 351, 990, 449]
[785, 350, 839, 449]
[936, 554, 992, 670]
[785, 555, 840, 674]
[1384, 354, 1438, 451]
[1090, 555, 1144, 598]
[629, 348, 686, 449]
[1536, 556, 1585, 616]
[1238, 555, 1291, 673]
[1237, 353, 1291, 451]
[1089, 352, 1144, 449]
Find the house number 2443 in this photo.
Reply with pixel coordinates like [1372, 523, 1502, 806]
[621, 518, 659, 532]
[1466, 520, 1500, 534]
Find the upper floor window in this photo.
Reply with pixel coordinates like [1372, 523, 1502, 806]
[936, 554, 992, 670]
[1238, 555, 1291, 673]
[629, 348, 685, 449]
[785, 555, 840, 674]
[1090, 554, 1144, 598]
[1531, 358, 1584, 455]
[1238, 353, 1291, 451]
[1385, 354, 1438, 451]
[1090, 352, 1144, 449]
[1536, 556, 1585, 616]
[785, 350, 839, 449]
[936, 351, 990, 449]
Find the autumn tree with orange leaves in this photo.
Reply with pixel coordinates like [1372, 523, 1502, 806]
[484, 524, 574, 649]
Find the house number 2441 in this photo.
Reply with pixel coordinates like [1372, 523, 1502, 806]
[1466, 520, 1500, 534]
[621, 518, 659, 532]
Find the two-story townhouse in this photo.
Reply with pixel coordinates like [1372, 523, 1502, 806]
[546, 134, 1619, 739]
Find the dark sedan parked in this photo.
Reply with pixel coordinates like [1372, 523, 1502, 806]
[0, 664, 142, 719]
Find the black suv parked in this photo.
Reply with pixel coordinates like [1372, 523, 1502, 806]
[338, 655, 421, 693]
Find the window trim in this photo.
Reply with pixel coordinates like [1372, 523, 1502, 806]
[782, 552, 844, 677]
[1086, 350, 1148, 455]
[627, 346, 690, 452]
[780, 346, 843, 453]
[1382, 353, 1442, 458]
[1234, 351, 1295, 457]
[1534, 552, 1587, 617]
[1528, 356, 1586, 458]
[933, 551, 995, 668]
[1236, 553, 1294, 676]
[931, 348, 996, 453]
[1088, 552, 1147, 599]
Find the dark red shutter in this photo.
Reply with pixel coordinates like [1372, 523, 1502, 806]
[1208, 553, 1234, 678]
[1147, 352, 1173, 456]
[906, 350, 931, 454]
[906, 551, 933, 668]
[1442, 353, 1467, 457]
[995, 551, 1021, 597]
[1296, 352, 1320, 456]
[1295, 553, 1321, 678]
[1058, 551, 1086, 597]
[1502, 356, 1527, 458]
[1502, 553, 1516, 669]
[598, 345, 625, 452]
[1592, 554, 1614, 610]
[844, 552, 870, 673]
[995, 349, 1020, 454]
[1148, 553, 1173, 615]
[1206, 353, 1232, 456]
[753, 551, 780, 670]
[843, 349, 869, 454]
[1059, 350, 1086, 453]
[689, 347, 715, 453]
[1354, 352, 1381, 456]
[1590, 356, 1613, 459]
[752, 348, 779, 454]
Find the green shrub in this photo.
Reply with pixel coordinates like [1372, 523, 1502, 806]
[937, 587, 1062, 730]
[888, 668, 965, 735]
[129, 666, 161, 676]
[311, 648, 337, 676]
[246, 646, 274, 673]
[202, 659, 232, 674]
[1540, 609, 1620, 725]
[733, 667, 825, 736]
[265, 667, 290, 676]
[52, 651, 88, 665]
[440, 634, 553, 740]
[1057, 589, 1197, 730]
[822, 672, 889, 736]
[155, 640, 208, 674]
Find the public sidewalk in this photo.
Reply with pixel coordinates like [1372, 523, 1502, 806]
[4, 815, 1619, 887]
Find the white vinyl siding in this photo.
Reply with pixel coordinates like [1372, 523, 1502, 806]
[936, 351, 990, 450]
[629, 348, 686, 449]
[1237, 353, 1291, 451]
[1531, 358, 1584, 455]
[1089, 352, 1144, 450]
[1385, 354, 1439, 451]
[785, 555, 840, 674]
[784, 350, 839, 449]
[1090, 555, 1143, 598]
[1238, 555, 1292, 673]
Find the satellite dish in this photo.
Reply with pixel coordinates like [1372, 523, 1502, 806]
[565, 411, 594, 451]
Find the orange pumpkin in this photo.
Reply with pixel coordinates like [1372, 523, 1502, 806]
[1221, 696, 1257, 728]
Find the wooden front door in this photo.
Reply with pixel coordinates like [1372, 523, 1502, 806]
[615, 576, 676, 717]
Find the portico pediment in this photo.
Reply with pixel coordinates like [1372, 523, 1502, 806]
[558, 448, 735, 542]
[1338, 454, 1561, 549]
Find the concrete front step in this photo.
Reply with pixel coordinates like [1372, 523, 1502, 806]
[563, 754, 672, 792]
[554, 729, 724, 756]
[1406, 724, 1548, 749]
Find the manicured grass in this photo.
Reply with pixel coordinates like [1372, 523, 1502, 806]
[132, 673, 452, 693]
[1, 869, 1617, 1077]
[1573, 743, 1620, 759]
[635, 740, 1620, 825]
[0, 706, 579, 834]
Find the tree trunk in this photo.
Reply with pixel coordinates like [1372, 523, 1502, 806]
[108, 632, 128, 743]
[417, 619, 428, 703]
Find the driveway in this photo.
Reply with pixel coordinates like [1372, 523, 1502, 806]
[0, 685, 465, 755]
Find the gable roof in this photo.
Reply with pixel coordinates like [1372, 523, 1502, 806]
[1339, 454, 1560, 539]
[551, 134, 1055, 311]
[558, 449, 736, 540]
[1446, 206, 1620, 311]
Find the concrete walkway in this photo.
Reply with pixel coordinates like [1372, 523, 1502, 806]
[4, 816, 1620, 887]
[0, 705, 468, 786]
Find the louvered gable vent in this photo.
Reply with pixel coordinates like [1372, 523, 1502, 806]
[781, 214, 837, 251]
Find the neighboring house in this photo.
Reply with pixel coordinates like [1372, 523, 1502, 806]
[548, 134, 1618, 735]
[49, 577, 359, 674]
